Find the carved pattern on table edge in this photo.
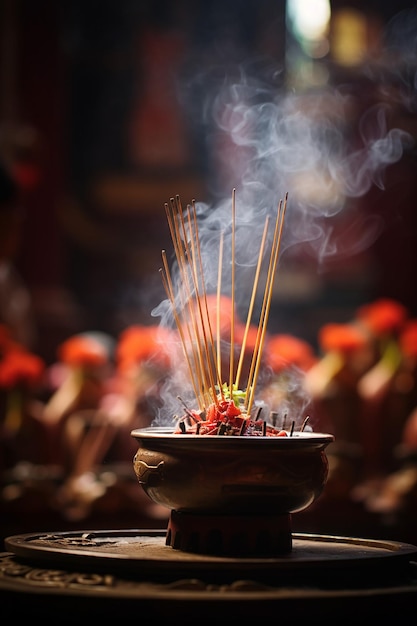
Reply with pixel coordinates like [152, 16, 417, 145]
[0, 554, 275, 594]
[34, 532, 116, 547]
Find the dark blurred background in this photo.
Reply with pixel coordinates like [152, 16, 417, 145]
[1, 0, 417, 546]
[1, 0, 416, 354]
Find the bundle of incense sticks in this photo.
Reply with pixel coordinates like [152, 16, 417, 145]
[160, 189, 287, 416]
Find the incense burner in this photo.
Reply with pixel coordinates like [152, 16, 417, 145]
[131, 427, 334, 555]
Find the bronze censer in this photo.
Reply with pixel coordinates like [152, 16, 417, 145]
[132, 427, 334, 556]
[131, 192, 334, 556]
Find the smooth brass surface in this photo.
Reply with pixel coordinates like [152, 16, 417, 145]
[132, 428, 334, 515]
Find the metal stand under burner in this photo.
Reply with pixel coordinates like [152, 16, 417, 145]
[166, 510, 292, 556]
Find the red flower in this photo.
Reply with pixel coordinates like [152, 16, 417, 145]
[234, 323, 259, 352]
[116, 325, 176, 372]
[265, 333, 317, 372]
[0, 349, 45, 389]
[197, 294, 241, 340]
[58, 335, 109, 368]
[318, 323, 369, 354]
[355, 298, 408, 336]
[399, 320, 417, 357]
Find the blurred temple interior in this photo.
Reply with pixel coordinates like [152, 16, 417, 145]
[1, 0, 417, 550]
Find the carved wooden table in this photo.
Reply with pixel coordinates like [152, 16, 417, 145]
[2, 529, 417, 623]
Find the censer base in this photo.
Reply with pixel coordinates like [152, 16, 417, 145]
[166, 509, 292, 556]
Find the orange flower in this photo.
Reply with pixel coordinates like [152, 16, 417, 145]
[355, 298, 408, 336]
[0, 349, 45, 389]
[197, 294, 241, 340]
[265, 333, 317, 373]
[318, 323, 369, 354]
[234, 323, 259, 352]
[58, 335, 109, 368]
[399, 320, 417, 357]
[116, 325, 176, 372]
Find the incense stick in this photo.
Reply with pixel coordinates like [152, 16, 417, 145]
[229, 188, 236, 400]
[161, 189, 288, 415]
[174, 198, 213, 404]
[234, 216, 269, 391]
[216, 231, 224, 381]
[190, 200, 222, 399]
[160, 258, 202, 408]
[245, 195, 287, 412]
